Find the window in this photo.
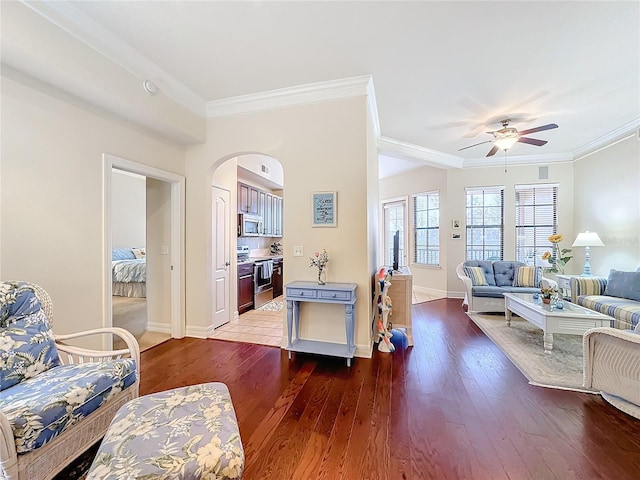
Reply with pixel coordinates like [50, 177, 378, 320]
[383, 199, 406, 267]
[515, 184, 558, 266]
[413, 191, 439, 265]
[466, 186, 504, 260]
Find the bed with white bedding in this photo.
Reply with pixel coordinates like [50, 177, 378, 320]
[112, 248, 146, 297]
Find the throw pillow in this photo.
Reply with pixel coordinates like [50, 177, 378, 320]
[0, 284, 60, 391]
[131, 247, 146, 259]
[464, 266, 488, 286]
[604, 269, 640, 302]
[512, 266, 539, 288]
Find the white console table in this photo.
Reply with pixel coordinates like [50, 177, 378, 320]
[285, 281, 357, 367]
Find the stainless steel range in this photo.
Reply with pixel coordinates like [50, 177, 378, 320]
[253, 259, 274, 308]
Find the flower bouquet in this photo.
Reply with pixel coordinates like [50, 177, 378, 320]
[540, 285, 557, 304]
[310, 248, 329, 285]
[542, 234, 572, 274]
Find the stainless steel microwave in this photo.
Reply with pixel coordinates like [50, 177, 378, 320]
[239, 214, 263, 236]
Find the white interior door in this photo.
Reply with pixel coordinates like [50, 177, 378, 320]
[212, 186, 231, 329]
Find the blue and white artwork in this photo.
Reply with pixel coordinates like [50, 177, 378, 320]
[312, 192, 337, 227]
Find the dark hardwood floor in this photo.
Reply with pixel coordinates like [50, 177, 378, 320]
[140, 298, 640, 479]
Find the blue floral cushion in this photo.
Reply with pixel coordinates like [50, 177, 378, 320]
[87, 383, 243, 480]
[0, 282, 60, 391]
[0, 359, 136, 453]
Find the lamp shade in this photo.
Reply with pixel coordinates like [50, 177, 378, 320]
[572, 231, 604, 247]
[494, 135, 519, 151]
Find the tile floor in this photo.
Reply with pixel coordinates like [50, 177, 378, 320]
[212, 290, 443, 346]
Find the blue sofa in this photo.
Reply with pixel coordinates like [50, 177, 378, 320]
[457, 260, 554, 313]
[571, 269, 640, 330]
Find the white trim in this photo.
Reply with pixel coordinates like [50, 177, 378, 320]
[463, 152, 574, 169]
[412, 285, 448, 299]
[206, 75, 372, 117]
[573, 118, 640, 160]
[366, 76, 380, 138]
[103, 154, 186, 345]
[146, 322, 172, 334]
[186, 325, 214, 339]
[378, 136, 464, 169]
[22, 0, 206, 116]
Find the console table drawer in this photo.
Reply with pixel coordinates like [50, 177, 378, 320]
[319, 289, 352, 301]
[287, 288, 317, 299]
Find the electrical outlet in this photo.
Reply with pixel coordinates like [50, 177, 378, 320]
[293, 246, 303, 257]
[161, 246, 169, 255]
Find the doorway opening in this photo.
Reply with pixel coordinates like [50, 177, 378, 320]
[208, 153, 284, 346]
[103, 154, 185, 351]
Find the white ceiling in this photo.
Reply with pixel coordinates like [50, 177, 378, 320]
[13, 1, 640, 177]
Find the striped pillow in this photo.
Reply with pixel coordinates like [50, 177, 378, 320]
[513, 266, 539, 288]
[464, 266, 488, 286]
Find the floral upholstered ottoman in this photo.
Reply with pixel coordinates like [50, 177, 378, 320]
[86, 383, 244, 479]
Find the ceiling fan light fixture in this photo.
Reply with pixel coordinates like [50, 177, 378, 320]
[494, 134, 519, 151]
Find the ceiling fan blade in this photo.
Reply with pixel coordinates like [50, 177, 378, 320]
[518, 137, 548, 146]
[458, 140, 492, 151]
[518, 123, 558, 135]
[486, 145, 499, 157]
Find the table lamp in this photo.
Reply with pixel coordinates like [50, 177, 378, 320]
[572, 231, 604, 276]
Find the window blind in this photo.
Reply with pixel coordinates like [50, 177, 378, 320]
[465, 186, 504, 261]
[515, 184, 558, 266]
[413, 191, 439, 265]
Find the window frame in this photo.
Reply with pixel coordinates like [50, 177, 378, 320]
[465, 186, 505, 261]
[514, 183, 559, 267]
[412, 190, 440, 266]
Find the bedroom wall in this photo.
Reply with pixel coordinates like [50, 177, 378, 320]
[112, 170, 146, 249]
[0, 73, 186, 340]
[572, 136, 640, 274]
[186, 97, 377, 356]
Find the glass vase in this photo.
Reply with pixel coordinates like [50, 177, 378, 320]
[317, 267, 327, 285]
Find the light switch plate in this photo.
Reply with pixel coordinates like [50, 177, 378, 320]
[161, 246, 169, 255]
[293, 246, 303, 257]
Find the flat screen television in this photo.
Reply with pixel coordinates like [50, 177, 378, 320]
[392, 229, 400, 271]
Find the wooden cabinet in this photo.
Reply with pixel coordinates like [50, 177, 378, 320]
[238, 182, 259, 215]
[272, 258, 283, 298]
[383, 266, 413, 346]
[237, 182, 283, 237]
[273, 196, 283, 237]
[238, 262, 254, 314]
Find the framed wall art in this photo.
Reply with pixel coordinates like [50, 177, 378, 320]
[312, 191, 337, 227]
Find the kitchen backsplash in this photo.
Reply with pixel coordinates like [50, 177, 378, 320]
[237, 236, 283, 251]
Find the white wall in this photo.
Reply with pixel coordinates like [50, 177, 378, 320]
[186, 97, 377, 356]
[1, 74, 185, 339]
[146, 178, 172, 330]
[379, 164, 448, 295]
[573, 136, 640, 275]
[112, 170, 146, 248]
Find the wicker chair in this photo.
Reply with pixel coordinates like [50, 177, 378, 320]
[583, 325, 640, 420]
[0, 282, 140, 480]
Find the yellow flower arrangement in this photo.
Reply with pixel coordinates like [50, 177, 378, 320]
[543, 234, 572, 274]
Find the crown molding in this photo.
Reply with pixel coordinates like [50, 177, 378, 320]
[463, 152, 574, 169]
[20, 0, 206, 116]
[572, 118, 640, 161]
[377, 136, 464, 169]
[206, 75, 373, 117]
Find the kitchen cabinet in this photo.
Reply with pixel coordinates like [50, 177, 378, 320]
[238, 182, 259, 215]
[273, 196, 283, 237]
[237, 182, 284, 237]
[272, 258, 283, 298]
[238, 262, 254, 314]
[263, 193, 273, 236]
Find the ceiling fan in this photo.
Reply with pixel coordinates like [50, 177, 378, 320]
[458, 119, 559, 157]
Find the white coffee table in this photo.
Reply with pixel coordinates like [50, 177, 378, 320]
[503, 292, 613, 353]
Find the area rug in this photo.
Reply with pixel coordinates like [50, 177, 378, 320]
[467, 313, 595, 393]
[257, 299, 284, 312]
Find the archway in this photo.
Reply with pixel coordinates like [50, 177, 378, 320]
[207, 152, 285, 338]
